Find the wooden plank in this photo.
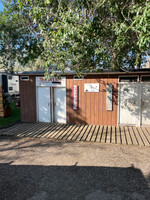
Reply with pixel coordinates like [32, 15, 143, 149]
[0, 123, 23, 135]
[71, 125, 85, 141]
[128, 127, 138, 145]
[46, 124, 68, 139]
[32, 123, 58, 138]
[66, 125, 81, 140]
[76, 125, 89, 141]
[136, 127, 149, 146]
[16, 123, 43, 137]
[0, 123, 28, 136]
[96, 125, 104, 142]
[100, 126, 107, 143]
[33, 123, 56, 138]
[145, 127, 150, 136]
[39, 123, 62, 138]
[106, 126, 111, 144]
[14, 123, 37, 137]
[29, 123, 52, 138]
[140, 127, 150, 146]
[90, 125, 100, 142]
[53, 124, 71, 139]
[132, 127, 144, 146]
[12, 123, 35, 136]
[57, 125, 76, 140]
[118, 126, 122, 144]
[143, 127, 150, 142]
[9, 123, 37, 136]
[116, 126, 121, 144]
[111, 126, 116, 144]
[16, 123, 46, 137]
[86, 125, 96, 142]
[120, 126, 126, 145]
[124, 127, 132, 145]
[61, 125, 78, 140]
[80, 125, 92, 141]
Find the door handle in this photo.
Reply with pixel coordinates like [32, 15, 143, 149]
[48, 103, 50, 106]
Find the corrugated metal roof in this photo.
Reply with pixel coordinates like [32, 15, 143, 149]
[17, 68, 150, 76]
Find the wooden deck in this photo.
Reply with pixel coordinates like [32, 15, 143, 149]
[0, 123, 150, 146]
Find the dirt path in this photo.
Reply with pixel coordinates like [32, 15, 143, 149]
[0, 136, 150, 200]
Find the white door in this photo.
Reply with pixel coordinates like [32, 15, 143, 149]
[54, 88, 66, 123]
[141, 83, 150, 125]
[38, 87, 51, 122]
[119, 83, 138, 125]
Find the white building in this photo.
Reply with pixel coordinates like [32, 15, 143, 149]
[7, 75, 19, 95]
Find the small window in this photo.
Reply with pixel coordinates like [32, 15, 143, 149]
[9, 87, 13, 91]
[8, 75, 12, 80]
[119, 76, 137, 82]
[141, 76, 150, 82]
[52, 81, 61, 84]
[20, 76, 29, 81]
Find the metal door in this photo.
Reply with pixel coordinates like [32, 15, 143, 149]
[54, 88, 66, 123]
[141, 83, 150, 125]
[38, 87, 51, 122]
[119, 83, 138, 125]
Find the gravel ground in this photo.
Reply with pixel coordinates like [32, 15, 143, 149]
[0, 136, 150, 200]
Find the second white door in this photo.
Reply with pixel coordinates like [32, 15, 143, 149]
[54, 88, 66, 123]
[119, 83, 138, 125]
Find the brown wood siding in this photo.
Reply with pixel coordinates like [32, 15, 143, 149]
[19, 76, 36, 122]
[0, 86, 4, 117]
[66, 75, 118, 126]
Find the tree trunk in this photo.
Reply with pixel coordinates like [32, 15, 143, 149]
[137, 54, 141, 69]
[112, 51, 117, 69]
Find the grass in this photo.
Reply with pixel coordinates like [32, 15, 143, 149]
[0, 102, 20, 128]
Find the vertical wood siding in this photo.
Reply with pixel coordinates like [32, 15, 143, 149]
[0, 86, 4, 117]
[19, 76, 36, 122]
[66, 75, 118, 126]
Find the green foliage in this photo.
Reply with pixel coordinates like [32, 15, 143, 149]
[0, 0, 150, 75]
[3, 93, 11, 109]
[0, 0, 44, 72]
[0, 102, 20, 128]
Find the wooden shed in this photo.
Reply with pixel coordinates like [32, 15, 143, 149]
[18, 70, 150, 127]
[0, 75, 4, 117]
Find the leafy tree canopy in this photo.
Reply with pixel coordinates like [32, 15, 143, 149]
[0, 0, 150, 76]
